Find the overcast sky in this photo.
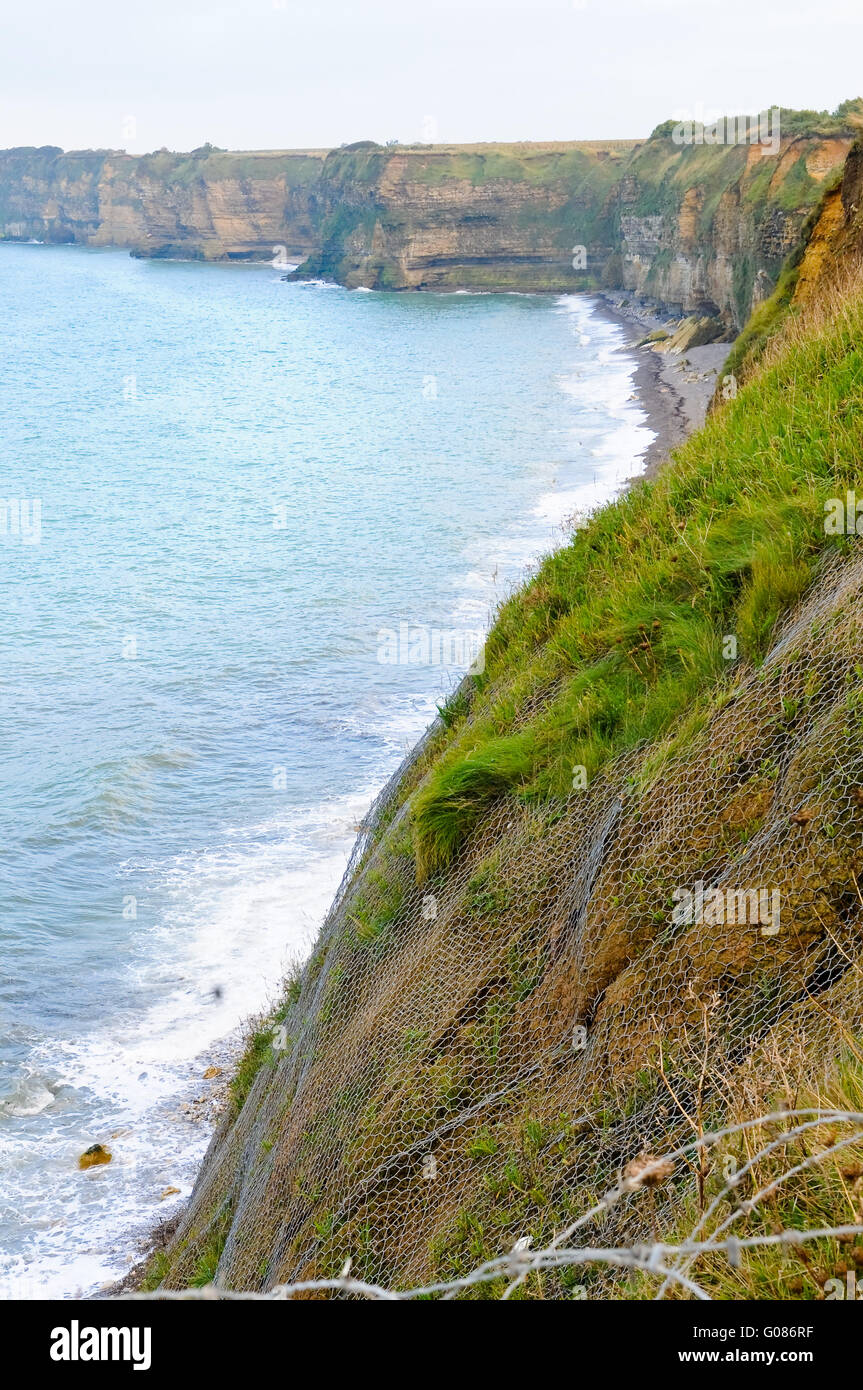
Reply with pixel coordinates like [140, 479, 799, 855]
[2, 0, 861, 153]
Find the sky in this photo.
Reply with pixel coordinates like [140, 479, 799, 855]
[1, 0, 861, 153]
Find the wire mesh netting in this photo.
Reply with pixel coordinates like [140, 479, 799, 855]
[153, 544, 863, 1299]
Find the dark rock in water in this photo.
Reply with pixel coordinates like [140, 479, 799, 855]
[79, 1144, 112, 1170]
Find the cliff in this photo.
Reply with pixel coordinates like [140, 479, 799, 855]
[0, 145, 326, 261]
[293, 139, 633, 293]
[3, 106, 861, 328]
[610, 121, 855, 328]
[147, 141, 863, 1301]
[295, 116, 859, 329]
[720, 125, 863, 387]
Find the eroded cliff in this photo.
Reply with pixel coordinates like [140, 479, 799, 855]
[0, 145, 326, 260]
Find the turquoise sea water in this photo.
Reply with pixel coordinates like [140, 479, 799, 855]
[0, 243, 652, 1295]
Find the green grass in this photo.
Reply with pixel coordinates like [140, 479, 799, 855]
[133, 149, 325, 188]
[190, 1212, 232, 1288]
[410, 277, 863, 876]
[229, 1022, 277, 1113]
[621, 1053, 863, 1300]
[138, 1249, 171, 1292]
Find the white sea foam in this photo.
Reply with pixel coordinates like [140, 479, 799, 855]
[288, 278, 340, 290]
[446, 295, 654, 635]
[0, 784, 381, 1298]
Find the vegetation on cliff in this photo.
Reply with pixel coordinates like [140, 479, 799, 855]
[289, 103, 861, 310]
[721, 137, 863, 390]
[149, 142, 863, 1300]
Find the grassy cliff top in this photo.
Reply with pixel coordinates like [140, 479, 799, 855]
[4, 100, 860, 185]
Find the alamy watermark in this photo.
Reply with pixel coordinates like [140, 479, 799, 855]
[0, 498, 41, 544]
[50, 1321, 151, 1370]
[672, 881, 781, 936]
[672, 106, 780, 157]
[377, 622, 485, 674]
[825, 491, 863, 535]
[824, 1270, 863, 1300]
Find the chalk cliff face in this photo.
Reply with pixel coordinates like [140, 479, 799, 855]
[296, 140, 633, 292]
[791, 137, 863, 307]
[612, 132, 857, 327]
[0, 147, 104, 242]
[0, 146, 326, 259]
[302, 129, 856, 328]
[1, 113, 860, 325]
[713, 132, 863, 395]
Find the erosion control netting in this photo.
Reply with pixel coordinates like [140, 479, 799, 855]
[161, 547, 863, 1298]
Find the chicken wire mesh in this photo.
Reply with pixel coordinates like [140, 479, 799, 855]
[154, 542, 863, 1299]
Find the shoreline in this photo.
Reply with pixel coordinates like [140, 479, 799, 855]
[591, 291, 733, 478]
